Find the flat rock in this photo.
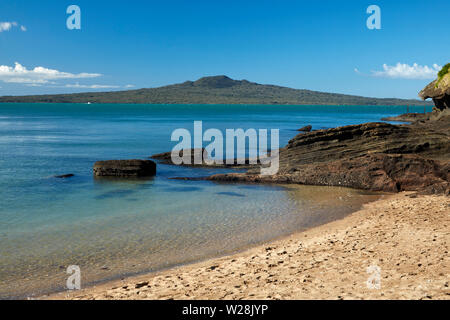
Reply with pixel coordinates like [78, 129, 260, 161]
[93, 160, 156, 177]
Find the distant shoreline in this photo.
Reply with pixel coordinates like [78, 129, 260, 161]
[0, 102, 432, 106]
[0, 75, 432, 106]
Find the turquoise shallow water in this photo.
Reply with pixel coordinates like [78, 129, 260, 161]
[0, 104, 430, 299]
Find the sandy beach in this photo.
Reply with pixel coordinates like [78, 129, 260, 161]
[46, 192, 449, 300]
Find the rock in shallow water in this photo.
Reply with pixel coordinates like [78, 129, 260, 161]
[297, 125, 312, 132]
[93, 160, 156, 177]
[54, 174, 75, 179]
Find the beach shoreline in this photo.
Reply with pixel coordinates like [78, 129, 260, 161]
[43, 192, 449, 300]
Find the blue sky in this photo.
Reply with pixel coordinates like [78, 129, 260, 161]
[0, 0, 448, 98]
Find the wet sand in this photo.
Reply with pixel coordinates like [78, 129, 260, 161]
[45, 192, 449, 300]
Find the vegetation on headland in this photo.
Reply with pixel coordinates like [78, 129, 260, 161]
[0, 75, 431, 105]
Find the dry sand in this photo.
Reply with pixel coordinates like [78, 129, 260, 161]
[46, 192, 449, 300]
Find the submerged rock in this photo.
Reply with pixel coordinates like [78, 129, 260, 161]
[54, 174, 75, 179]
[93, 160, 156, 177]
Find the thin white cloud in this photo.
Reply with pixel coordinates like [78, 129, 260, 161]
[25, 83, 44, 87]
[0, 21, 15, 32]
[62, 83, 120, 89]
[371, 63, 441, 79]
[0, 62, 101, 84]
[0, 62, 133, 90]
[0, 21, 26, 32]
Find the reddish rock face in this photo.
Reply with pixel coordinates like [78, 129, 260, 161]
[93, 160, 156, 177]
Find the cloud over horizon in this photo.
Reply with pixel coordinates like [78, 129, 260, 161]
[371, 63, 441, 80]
[0, 62, 101, 84]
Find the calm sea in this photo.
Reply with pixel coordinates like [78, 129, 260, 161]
[0, 103, 430, 299]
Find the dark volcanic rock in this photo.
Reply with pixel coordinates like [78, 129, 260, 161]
[197, 121, 450, 195]
[381, 113, 429, 122]
[93, 160, 156, 177]
[279, 122, 449, 165]
[297, 125, 312, 132]
[205, 154, 449, 194]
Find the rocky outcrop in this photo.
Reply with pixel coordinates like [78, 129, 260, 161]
[419, 64, 450, 112]
[191, 121, 450, 195]
[381, 112, 429, 122]
[383, 66, 450, 124]
[278, 122, 449, 164]
[204, 154, 449, 195]
[93, 160, 156, 177]
[297, 125, 312, 132]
